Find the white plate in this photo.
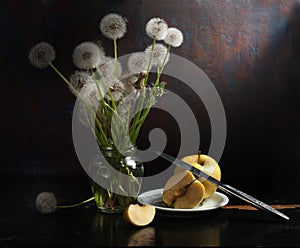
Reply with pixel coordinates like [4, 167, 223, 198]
[137, 189, 229, 212]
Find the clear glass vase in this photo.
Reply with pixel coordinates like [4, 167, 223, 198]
[89, 145, 144, 213]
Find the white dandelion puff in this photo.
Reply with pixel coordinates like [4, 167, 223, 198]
[105, 81, 125, 102]
[100, 75, 118, 89]
[79, 82, 105, 108]
[77, 102, 95, 127]
[72, 42, 105, 70]
[127, 52, 150, 74]
[145, 17, 168, 40]
[35, 192, 57, 214]
[145, 43, 169, 67]
[164, 27, 184, 47]
[121, 74, 139, 95]
[69, 70, 95, 95]
[103, 59, 123, 80]
[96, 57, 115, 79]
[29, 42, 56, 69]
[99, 13, 127, 40]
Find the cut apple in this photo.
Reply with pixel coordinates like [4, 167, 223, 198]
[123, 204, 156, 226]
[162, 170, 205, 209]
[176, 154, 221, 199]
[173, 180, 205, 209]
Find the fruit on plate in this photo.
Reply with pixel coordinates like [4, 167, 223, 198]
[175, 152, 221, 199]
[123, 204, 156, 226]
[162, 170, 205, 209]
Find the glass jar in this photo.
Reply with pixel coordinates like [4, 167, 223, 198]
[89, 145, 144, 213]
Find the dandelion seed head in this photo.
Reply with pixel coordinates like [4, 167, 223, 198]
[105, 81, 125, 102]
[35, 192, 57, 214]
[102, 58, 123, 80]
[77, 102, 96, 128]
[72, 42, 105, 70]
[97, 57, 115, 79]
[145, 43, 169, 67]
[80, 82, 105, 107]
[100, 13, 127, 40]
[127, 52, 150, 74]
[101, 75, 117, 89]
[121, 74, 138, 89]
[121, 74, 139, 95]
[164, 27, 184, 47]
[69, 71, 94, 95]
[29, 42, 56, 69]
[145, 18, 168, 40]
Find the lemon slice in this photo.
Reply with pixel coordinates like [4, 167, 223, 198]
[123, 204, 156, 226]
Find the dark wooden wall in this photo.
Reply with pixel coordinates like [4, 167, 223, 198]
[1, 0, 300, 202]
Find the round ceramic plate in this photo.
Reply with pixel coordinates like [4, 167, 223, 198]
[137, 189, 229, 212]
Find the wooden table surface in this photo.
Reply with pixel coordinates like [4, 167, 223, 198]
[1, 176, 300, 247]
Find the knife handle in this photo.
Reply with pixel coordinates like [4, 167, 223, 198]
[218, 184, 289, 220]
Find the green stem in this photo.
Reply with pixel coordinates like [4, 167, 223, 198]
[125, 93, 134, 134]
[114, 37, 118, 78]
[49, 63, 108, 147]
[56, 197, 95, 209]
[131, 106, 152, 144]
[144, 36, 157, 84]
[49, 62, 70, 85]
[90, 68, 114, 112]
[129, 37, 159, 142]
[97, 121, 109, 146]
[154, 45, 171, 86]
[97, 71, 117, 110]
[129, 89, 146, 142]
[89, 69, 104, 100]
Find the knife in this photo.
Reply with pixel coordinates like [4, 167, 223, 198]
[156, 151, 289, 221]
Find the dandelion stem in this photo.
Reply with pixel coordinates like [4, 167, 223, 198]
[49, 63, 70, 85]
[49, 63, 109, 147]
[129, 89, 146, 142]
[131, 106, 152, 143]
[155, 45, 171, 86]
[57, 196, 95, 208]
[114, 37, 118, 78]
[144, 36, 157, 83]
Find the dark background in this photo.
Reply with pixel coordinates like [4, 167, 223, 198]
[1, 0, 300, 203]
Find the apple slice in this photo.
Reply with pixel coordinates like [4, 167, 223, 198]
[162, 170, 205, 209]
[173, 180, 205, 209]
[176, 154, 221, 199]
[123, 204, 156, 226]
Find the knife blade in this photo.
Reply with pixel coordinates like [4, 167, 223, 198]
[156, 151, 289, 221]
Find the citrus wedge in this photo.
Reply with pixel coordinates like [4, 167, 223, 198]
[123, 204, 156, 226]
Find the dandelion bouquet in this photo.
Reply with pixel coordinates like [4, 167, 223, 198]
[30, 13, 183, 213]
